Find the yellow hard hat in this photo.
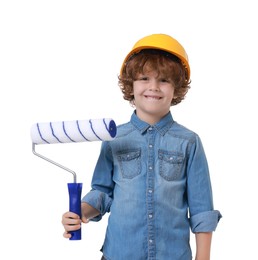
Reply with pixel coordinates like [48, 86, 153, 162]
[120, 33, 190, 80]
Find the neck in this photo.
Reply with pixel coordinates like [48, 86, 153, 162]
[135, 111, 167, 125]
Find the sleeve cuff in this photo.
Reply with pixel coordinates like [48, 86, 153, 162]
[81, 189, 112, 222]
[190, 210, 222, 233]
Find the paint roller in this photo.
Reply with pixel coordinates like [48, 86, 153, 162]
[31, 118, 117, 240]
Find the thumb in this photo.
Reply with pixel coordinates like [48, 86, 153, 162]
[81, 216, 90, 224]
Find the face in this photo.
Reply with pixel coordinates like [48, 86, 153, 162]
[132, 70, 176, 125]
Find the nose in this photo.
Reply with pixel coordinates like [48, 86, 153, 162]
[149, 79, 160, 92]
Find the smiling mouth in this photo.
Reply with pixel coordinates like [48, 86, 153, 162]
[144, 95, 162, 100]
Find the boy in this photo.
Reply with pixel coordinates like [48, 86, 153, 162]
[62, 33, 222, 260]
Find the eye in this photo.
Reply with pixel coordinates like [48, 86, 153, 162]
[136, 76, 149, 81]
[160, 78, 170, 83]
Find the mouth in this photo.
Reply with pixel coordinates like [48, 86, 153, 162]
[144, 95, 162, 100]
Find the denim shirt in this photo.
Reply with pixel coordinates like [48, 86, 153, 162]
[82, 111, 221, 260]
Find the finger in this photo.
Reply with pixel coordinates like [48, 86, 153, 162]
[63, 231, 72, 239]
[63, 211, 80, 219]
[62, 215, 81, 226]
[62, 219, 81, 229]
[64, 222, 81, 232]
[81, 217, 90, 224]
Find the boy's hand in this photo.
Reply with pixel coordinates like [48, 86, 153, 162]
[61, 211, 89, 238]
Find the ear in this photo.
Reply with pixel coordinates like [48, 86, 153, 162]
[173, 88, 178, 99]
[130, 99, 136, 107]
[172, 96, 178, 104]
[172, 94, 178, 100]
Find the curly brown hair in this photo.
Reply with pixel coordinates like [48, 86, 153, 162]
[118, 49, 191, 106]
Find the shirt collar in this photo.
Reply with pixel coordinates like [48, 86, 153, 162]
[130, 110, 174, 136]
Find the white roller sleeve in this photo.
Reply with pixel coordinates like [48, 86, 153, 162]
[31, 118, 117, 144]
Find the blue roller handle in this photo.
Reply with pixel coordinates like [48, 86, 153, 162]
[67, 183, 83, 240]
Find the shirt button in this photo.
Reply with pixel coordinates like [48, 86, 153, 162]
[149, 214, 153, 218]
[149, 166, 153, 170]
[148, 189, 152, 193]
[149, 144, 153, 148]
[149, 239, 153, 243]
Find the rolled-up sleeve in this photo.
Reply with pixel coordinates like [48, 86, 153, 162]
[190, 210, 222, 233]
[81, 141, 114, 222]
[187, 135, 222, 232]
[82, 189, 113, 221]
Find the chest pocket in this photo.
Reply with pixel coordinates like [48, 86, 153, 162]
[158, 150, 184, 181]
[117, 149, 141, 179]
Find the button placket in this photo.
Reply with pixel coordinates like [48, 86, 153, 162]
[147, 126, 155, 257]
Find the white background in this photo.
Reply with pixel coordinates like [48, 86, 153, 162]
[0, 0, 257, 259]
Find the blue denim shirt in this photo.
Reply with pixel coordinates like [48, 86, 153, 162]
[82, 111, 221, 260]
